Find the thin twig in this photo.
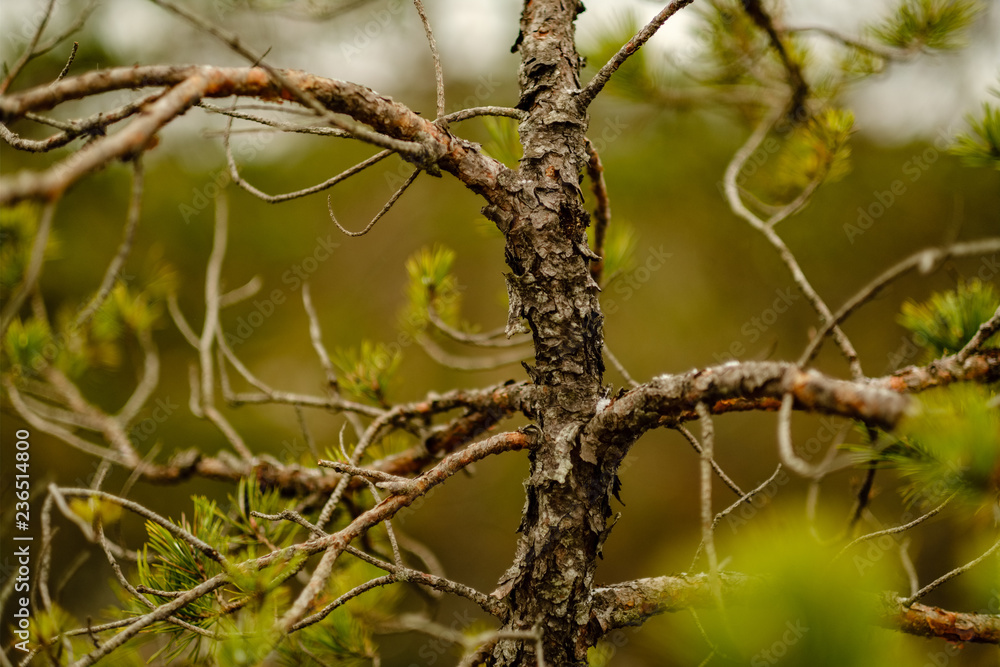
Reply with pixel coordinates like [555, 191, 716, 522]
[904, 535, 1000, 606]
[224, 107, 393, 202]
[696, 404, 723, 608]
[723, 106, 863, 379]
[777, 393, 828, 478]
[675, 425, 744, 497]
[427, 305, 531, 348]
[55, 41, 80, 81]
[149, 0, 436, 161]
[799, 238, 1000, 366]
[603, 343, 640, 388]
[0, 0, 57, 95]
[836, 495, 954, 561]
[53, 486, 227, 564]
[417, 333, 530, 371]
[578, 0, 696, 108]
[328, 168, 419, 236]
[585, 139, 612, 284]
[411, 0, 445, 119]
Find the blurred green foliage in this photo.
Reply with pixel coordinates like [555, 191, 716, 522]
[899, 278, 999, 360]
[871, 0, 982, 51]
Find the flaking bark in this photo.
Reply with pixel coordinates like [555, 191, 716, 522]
[488, 1, 613, 664]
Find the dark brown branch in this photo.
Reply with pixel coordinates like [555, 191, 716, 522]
[741, 0, 809, 120]
[585, 139, 611, 285]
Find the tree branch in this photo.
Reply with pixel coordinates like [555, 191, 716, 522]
[577, 0, 697, 108]
[590, 575, 1000, 644]
[587, 351, 1000, 462]
[0, 65, 511, 206]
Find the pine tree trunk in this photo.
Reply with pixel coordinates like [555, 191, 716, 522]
[487, 2, 612, 663]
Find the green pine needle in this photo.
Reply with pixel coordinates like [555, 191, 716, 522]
[870, 0, 981, 51]
[950, 102, 1000, 170]
[865, 385, 1000, 508]
[898, 278, 1000, 360]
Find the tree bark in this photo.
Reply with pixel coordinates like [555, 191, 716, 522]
[488, 1, 611, 664]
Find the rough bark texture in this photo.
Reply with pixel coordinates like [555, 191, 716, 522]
[486, 1, 611, 664]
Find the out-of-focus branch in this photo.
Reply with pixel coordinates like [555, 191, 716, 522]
[0, 200, 55, 334]
[740, 0, 809, 119]
[590, 575, 1000, 644]
[585, 139, 611, 285]
[879, 596, 1000, 644]
[722, 105, 862, 379]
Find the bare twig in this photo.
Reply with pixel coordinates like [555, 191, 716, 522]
[578, 0, 696, 108]
[426, 306, 531, 348]
[675, 424, 744, 497]
[836, 495, 953, 561]
[777, 393, 828, 479]
[0, 0, 57, 95]
[722, 105, 863, 378]
[904, 535, 1000, 606]
[799, 238, 1000, 367]
[411, 0, 445, 119]
[328, 168, 419, 237]
[417, 333, 530, 371]
[696, 404, 723, 607]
